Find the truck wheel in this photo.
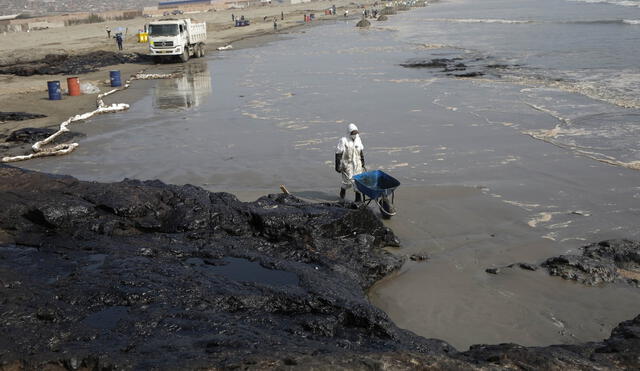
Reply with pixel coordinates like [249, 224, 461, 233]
[195, 45, 202, 58]
[200, 44, 206, 57]
[180, 49, 189, 62]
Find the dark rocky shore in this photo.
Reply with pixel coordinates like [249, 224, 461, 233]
[0, 128, 86, 161]
[486, 239, 640, 288]
[0, 51, 150, 77]
[0, 112, 47, 122]
[543, 240, 640, 287]
[1, 164, 639, 370]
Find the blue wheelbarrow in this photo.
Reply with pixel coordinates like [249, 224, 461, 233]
[352, 170, 400, 219]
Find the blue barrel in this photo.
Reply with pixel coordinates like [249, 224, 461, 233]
[47, 81, 61, 100]
[109, 70, 122, 87]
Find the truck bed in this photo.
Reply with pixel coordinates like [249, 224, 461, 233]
[188, 22, 207, 45]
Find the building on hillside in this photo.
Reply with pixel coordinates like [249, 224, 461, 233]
[148, 0, 225, 16]
[224, 0, 251, 8]
[26, 20, 65, 30]
[281, 0, 311, 4]
[0, 10, 144, 33]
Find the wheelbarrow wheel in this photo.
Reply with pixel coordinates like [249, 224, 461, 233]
[378, 196, 396, 219]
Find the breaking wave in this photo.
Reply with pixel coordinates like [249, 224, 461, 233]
[424, 18, 535, 24]
[564, 19, 640, 24]
[502, 69, 640, 110]
[568, 0, 640, 8]
[423, 18, 640, 25]
[521, 109, 640, 171]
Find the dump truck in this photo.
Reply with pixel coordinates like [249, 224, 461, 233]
[147, 18, 207, 63]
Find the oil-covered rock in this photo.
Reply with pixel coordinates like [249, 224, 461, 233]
[0, 164, 639, 369]
[543, 239, 640, 287]
[0, 164, 449, 369]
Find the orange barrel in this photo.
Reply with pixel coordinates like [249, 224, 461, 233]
[67, 77, 81, 96]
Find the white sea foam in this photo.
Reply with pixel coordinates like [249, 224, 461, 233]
[565, 19, 640, 24]
[504, 70, 640, 109]
[424, 18, 535, 24]
[568, 0, 640, 7]
[502, 200, 541, 211]
[528, 212, 554, 228]
[524, 127, 640, 171]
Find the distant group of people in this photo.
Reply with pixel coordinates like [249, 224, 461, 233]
[232, 14, 250, 27]
[106, 26, 123, 51]
[362, 8, 380, 18]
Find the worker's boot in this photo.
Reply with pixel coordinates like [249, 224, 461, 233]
[339, 188, 346, 201]
[355, 192, 362, 203]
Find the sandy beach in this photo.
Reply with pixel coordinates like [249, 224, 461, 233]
[1, 0, 640, 365]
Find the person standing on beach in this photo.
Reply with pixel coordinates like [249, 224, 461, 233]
[232, 13, 235, 22]
[335, 123, 366, 202]
[106, 26, 111, 38]
[115, 33, 123, 51]
[281, 11, 284, 20]
[273, 18, 277, 31]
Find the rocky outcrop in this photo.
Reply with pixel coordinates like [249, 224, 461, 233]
[400, 57, 486, 77]
[0, 112, 46, 122]
[543, 240, 640, 287]
[399, 55, 523, 79]
[485, 262, 537, 275]
[0, 164, 448, 369]
[5, 127, 83, 144]
[0, 128, 85, 161]
[356, 19, 371, 28]
[0, 164, 639, 369]
[380, 7, 397, 16]
[458, 314, 640, 370]
[377, 15, 389, 21]
[0, 51, 150, 76]
[486, 240, 639, 288]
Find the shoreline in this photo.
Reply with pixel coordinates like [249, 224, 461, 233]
[0, 0, 394, 160]
[2, 0, 639, 362]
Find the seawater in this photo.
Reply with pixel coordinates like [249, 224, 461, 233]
[21, 0, 640, 244]
[390, 0, 640, 169]
[17, 0, 640, 349]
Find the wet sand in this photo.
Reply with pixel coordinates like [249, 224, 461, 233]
[4, 3, 640, 353]
[369, 186, 640, 350]
[0, 0, 371, 140]
[0, 63, 145, 137]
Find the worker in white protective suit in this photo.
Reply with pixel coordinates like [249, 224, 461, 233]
[335, 123, 366, 202]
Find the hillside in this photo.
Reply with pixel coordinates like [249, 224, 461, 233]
[1, 0, 160, 16]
